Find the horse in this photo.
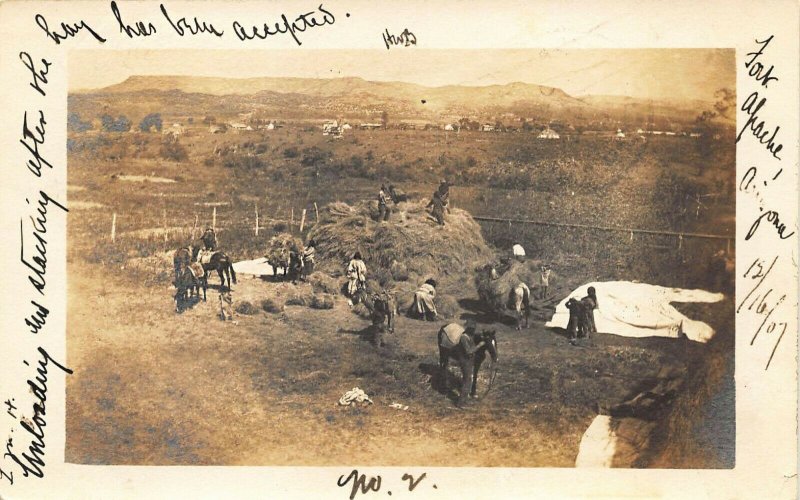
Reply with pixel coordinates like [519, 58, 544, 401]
[353, 288, 397, 346]
[191, 246, 238, 291]
[438, 327, 498, 406]
[174, 262, 206, 313]
[508, 282, 531, 330]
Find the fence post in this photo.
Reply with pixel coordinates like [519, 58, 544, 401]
[111, 213, 116, 242]
[193, 214, 198, 239]
[254, 203, 259, 236]
[212, 206, 217, 231]
[314, 202, 319, 222]
[291, 208, 294, 228]
[300, 209, 307, 232]
[163, 209, 168, 244]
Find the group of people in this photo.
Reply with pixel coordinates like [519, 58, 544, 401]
[566, 286, 598, 344]
[375, 179, 451, 226]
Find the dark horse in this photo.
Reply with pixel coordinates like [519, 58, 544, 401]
[174, 262, 207, 313]
[353, 288, 397, 347]
[191, 246, 237, 290]
[438, 326, 498, 406]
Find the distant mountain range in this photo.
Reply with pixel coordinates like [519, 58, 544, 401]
[71, 75, 730, 127]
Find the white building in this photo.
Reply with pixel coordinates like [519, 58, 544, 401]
[537, 127, 560, 139]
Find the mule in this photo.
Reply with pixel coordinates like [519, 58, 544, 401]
[192, 246, 237, 290]
[174, 262, 206, 313]
[438, 327, 498, 406]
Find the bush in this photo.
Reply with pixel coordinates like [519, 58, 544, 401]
[310, 294, 335, 309]
[285, 292, 314, 306]
[261, 298, 284, 314]
[139, 113, 163, 133]
[235, 300, 259, 315]
[283, 147, 299, 158]
[101, 114, 132, 133]
[160, 141, 188, 162]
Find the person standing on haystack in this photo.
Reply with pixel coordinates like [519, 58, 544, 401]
[346, 252, 367, 298]
[411, 278, 438, 321]
[539, 264, 551, 300]
[428, 191, 447, 226]
[437, 179, 451, 207]
[302, 239, 316, 280]
[377, 184, 392, 222]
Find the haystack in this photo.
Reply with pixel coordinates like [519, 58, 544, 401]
[309, 199, 493, 282]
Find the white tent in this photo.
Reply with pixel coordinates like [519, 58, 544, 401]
[545, 281, 724, 343]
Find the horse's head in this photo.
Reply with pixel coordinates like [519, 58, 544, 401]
[480, 329, 498, 362]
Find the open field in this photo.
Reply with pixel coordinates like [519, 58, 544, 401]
[67, 117, 735, 467]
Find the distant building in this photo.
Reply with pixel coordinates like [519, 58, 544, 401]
[537, 127, 560, 139]
[665, 131, 676, 136]
[209, 124, 226, 134]
[229, 122, 249, 132]
[444, 123, 455, 131]
[615, 129, 626, 139]
[359, 123, 383, 130]
[323, 120, 345, 137]
[481, 124, 495, 132]
[341, 123, 352, 130]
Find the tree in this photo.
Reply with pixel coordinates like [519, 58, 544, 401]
[67, 112, 92, 132]
[380, 110, 389, 129]
[101, 114, 132, 132]
[139, 113, 163, 133]
[159, 140, 188, 162]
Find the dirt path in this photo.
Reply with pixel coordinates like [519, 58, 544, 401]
[67, 262, 702, 466]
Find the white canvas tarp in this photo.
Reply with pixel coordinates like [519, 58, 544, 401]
[232, 257, 278, 276]
[545, 281, 724, 343]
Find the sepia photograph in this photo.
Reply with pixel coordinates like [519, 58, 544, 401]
[65, 48, 736, 468]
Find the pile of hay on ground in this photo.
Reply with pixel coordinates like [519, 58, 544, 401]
[310, 199, 493, 282]
[265, 233, 302, 266]
[475, 259, 561, 314]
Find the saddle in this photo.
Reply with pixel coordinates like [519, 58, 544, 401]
[198, 249, 214, 264]
[440, 323, 465, 349]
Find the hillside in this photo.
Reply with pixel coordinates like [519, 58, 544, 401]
[70, 75, 720, 127]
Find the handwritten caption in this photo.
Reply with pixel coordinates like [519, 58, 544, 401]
[338, 470, 436, 499]
[0, 49, 73, 486]
[736, 35, 795, 370]
[35, 2, 348, 47]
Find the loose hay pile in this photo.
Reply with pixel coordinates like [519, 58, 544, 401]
[265, 233, 302, 267]
[475, 259, 563, 319]
[310, 200, 493, 282]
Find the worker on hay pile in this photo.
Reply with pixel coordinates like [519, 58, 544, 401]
[508, 282, 531, 330]
[512, 244, 526, 262]
[301, 239, 316, 280]
[346, 251, 367, 299]
[411, 278, 438, 321]
[377, 184, 392, 222]
[426, 179, 451, 226]
[539, 264, 552, 300]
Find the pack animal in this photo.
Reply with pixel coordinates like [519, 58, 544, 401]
[438, 326, 498, 406]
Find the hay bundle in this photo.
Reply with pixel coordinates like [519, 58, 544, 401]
[475, 259, 557, 313]
[309, 199, 493, 282]
[265, 233, 302, 267]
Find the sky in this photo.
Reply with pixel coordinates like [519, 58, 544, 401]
[69, 49, 733, 101]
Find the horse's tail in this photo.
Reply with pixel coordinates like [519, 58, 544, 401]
[229, 260, 237, 284]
